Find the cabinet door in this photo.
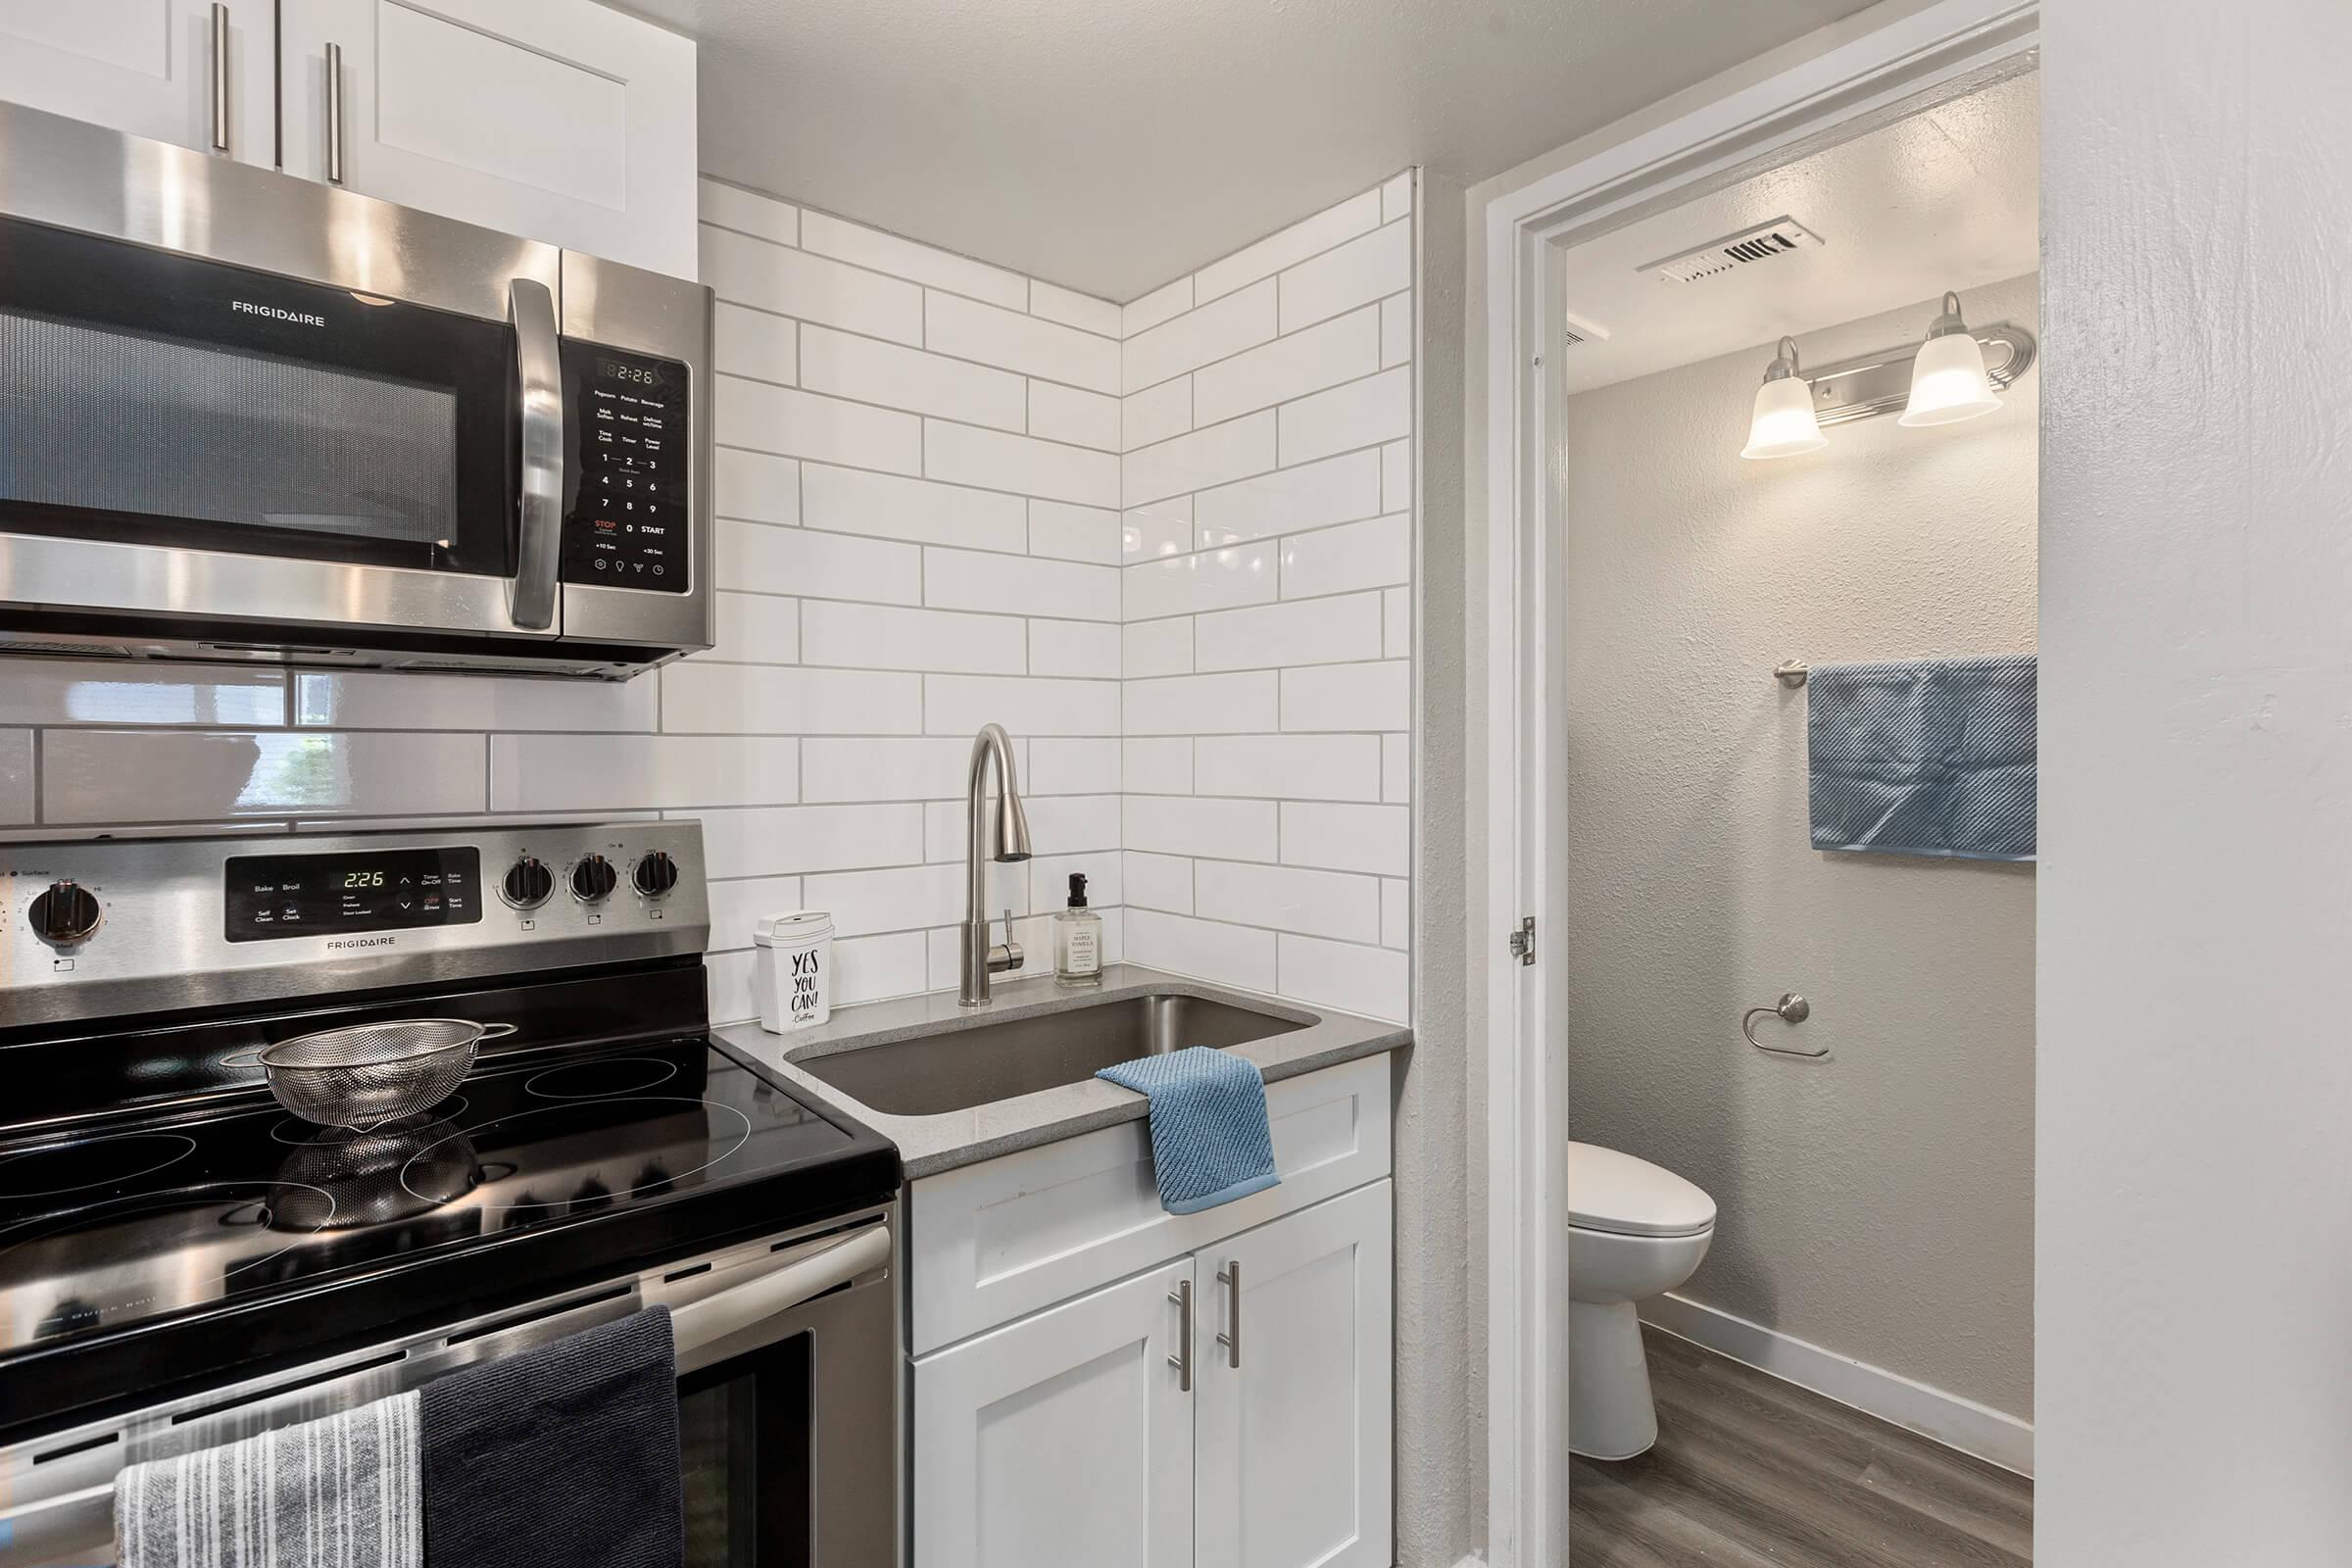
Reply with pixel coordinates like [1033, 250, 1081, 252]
[1196, 1181, 1394, 1568]
[277, 0, 697, 277]
[914, 1258, 1196, 1568]
[0, 0, 275, 164]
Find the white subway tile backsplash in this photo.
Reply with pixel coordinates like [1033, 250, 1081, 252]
[1122, 540, 1278, 620]
[491, 734, 797, 810]
[0, 663, 284, 728]
[1194, 189, 1382, 305]
[924, 420, 1121, 509]
[1125, 909, 1277, 993]
[699, 177, 798, 245]
[42, 731, 483, 823]
[1123, 278, 1276, 393]
[294, 671, 655, 732]
[1192, 306, 1381, 427]
[713, 302, 798, 385]
[1122, 738, 1193, 795]
[1384, 732, 1411, 803]
[801, 210, 1029, 311]
[1277, 366, 1410, 466]
[1028, 736, 1120, 796]
[1123, 851, 1194, 912]
[1380, 170, 1412, 223]
[1278, 218, 1410, 334]
[717, 377, 923, 473]
[1280, 662, 1409, 732]
[801, 464, 1028, 553]
[662, 662, 923, 734]
[800, 324, 1027, 432]
[1381, 294, 1411, 369]
[1027, 381, 1121, 451]
[828, 932, 932, 1006]
[1383, 587, 1410, 659]
[1121, 275, 1195, 338]
[1029, 850, 1120, 912]
[1279, 801, 1408, 875]
[700, 224, 922, 345]
[1192, 593, 1383, 672]
[1123, 617, 1194, 679]
[801, 601, 1026, 673]
[706, 874, 804, 953]
[719, 519, 921, 604]
[1280, 512, 1411, 599]
[1028, 279, 1122, 338]
[1122, 413, 1277, 508]
[1381, 440, 1411, 514]
[1279, 933, 1407, 1022]
[804, 861, 971, 936]
[923, 675, 1119, 736]
[0, 730, 32, 825]
[1122, 500, 1196, 560]
[1019, 792, 1123, 852]
[1121, 377, 1192, 454]
[696, 804, 924, 877]
[1124, 795, 1278, 861]
[800, 736, 998, 803]
[1124, 671, 1279, 736]
[1028, 619, 1120, 677]
[924, 292, 1120, 393]
[1198, 860, 1382, 945]
[1027, 501, 1121, 564]
[715, 447, 801, 525]
[1381, 878, 1410, 950]
[709, 593, 800, 664]
[1191, 449, 1382, 546]
[1194, 734, 1382, 802]
[924, 547, 1121, 621]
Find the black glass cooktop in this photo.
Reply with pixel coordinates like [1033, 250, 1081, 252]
[0, 1029, 897, 1444]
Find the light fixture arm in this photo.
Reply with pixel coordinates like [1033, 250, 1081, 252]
[1761, 334, 1805, 382]
[1923, 289, 1970, 340]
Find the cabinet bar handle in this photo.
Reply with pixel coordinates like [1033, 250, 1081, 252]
[324, 42, 345, 183]
[1216, 1262, 1242, 1368]
[210, 4, 230, 152]
[1166, 1280, 1193, 1393]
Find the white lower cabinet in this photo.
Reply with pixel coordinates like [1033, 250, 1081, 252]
[913, 1176, 1395, 1568]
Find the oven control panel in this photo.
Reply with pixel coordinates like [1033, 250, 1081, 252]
[560, 342, 692, 593]
[223, 846, 482, 943]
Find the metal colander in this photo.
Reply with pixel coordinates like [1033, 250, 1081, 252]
[258, 1019, 514, 1130]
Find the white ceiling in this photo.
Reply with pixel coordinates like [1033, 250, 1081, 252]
[1558, 72, 2040, 394]
[615, 0, 1878, 304]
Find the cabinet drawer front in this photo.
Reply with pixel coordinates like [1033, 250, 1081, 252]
[909, 1054, 1391, 1355]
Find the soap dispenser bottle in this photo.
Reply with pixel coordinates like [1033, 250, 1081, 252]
[1054, 872, 1103, 989]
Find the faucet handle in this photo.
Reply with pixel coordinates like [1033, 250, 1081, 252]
[991, 907, 1024, 974]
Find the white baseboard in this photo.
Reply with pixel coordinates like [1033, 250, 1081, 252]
[1639, 1292, 2034, 1477]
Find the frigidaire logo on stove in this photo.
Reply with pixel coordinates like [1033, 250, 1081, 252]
[233, 300, 327, 327]
[326, 936, 395, 951]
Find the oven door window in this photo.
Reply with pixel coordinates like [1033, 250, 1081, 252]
[678, 1331, 812, 1568]
[0, 215, 514, 577]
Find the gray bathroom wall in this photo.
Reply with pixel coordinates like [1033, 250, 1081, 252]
[1559, 272, 2038, 1421]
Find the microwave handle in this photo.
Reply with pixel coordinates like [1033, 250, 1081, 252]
[508, 276, 564, 632]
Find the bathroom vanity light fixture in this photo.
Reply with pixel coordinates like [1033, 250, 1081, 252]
[1739, 337, 1829, 460]
[1899, 291, 2003, 426]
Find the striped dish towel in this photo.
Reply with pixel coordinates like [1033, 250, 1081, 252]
[1806, 655, 2037, 861]
[115, 1391, 421, 1568]
[1098, 1046, 1281, 1214]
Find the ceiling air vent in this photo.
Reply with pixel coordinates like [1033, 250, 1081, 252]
[1642, 219, 1822, 284]
[1561, 309, 1612, 349]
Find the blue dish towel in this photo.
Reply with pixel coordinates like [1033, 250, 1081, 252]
[1807, 655, 2036, 861]
[1097, 1046, 1281, 1214]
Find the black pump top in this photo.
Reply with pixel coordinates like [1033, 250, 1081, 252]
[1066, 872, 1089, 908]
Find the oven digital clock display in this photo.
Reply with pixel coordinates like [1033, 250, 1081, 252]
[224, 848, 482, 943]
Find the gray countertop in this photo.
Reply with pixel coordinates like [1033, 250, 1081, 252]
[716, 962, 1411, 1179]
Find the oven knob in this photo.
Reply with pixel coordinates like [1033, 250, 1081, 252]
[570, 854, 617, 904]
[632, 851, 679, 898]
[28, 880, 102, 946]
[501, 857, 554, 909]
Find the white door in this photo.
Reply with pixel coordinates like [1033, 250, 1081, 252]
[0, 0, 275, 164]
[914, 1257, 1197, 1568]
[277, 0, 697, 276]
[1196, 1181, 1394, 1568]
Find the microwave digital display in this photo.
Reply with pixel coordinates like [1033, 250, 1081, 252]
[560, 342, 692, 593]
[223, 848, 483, 942]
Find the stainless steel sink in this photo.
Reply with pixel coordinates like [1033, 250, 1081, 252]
[789, 993, 1309, 1116]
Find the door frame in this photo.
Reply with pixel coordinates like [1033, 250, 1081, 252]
[1471, 3, 2041, 1560]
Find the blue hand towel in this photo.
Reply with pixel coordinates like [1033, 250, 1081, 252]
[1807, 655, 2036, 861]
[1097, 1046, 1281, 1214]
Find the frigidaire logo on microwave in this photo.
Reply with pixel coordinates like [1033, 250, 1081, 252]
[232, 300, 327, 327]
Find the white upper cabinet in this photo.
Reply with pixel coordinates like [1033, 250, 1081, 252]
[278, 0, 697, 277]
[0, 0, 276, 165]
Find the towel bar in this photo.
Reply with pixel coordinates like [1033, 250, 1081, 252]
[1773, 661, 1810, 688]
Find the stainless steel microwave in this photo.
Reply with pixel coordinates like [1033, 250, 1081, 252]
[0, 101, 713, 680]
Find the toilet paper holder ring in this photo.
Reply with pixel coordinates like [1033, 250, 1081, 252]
[1742, 993, 1825, 1057]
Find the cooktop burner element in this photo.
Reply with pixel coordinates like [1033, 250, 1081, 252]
[402, 1095, 752, 1211]
[267, 1099, 469, 1148]
[0, 1133, 197, 1200]
[524, 1055, 681, 1099]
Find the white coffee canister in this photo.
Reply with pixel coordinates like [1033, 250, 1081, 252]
[755, 910, 834, 1032]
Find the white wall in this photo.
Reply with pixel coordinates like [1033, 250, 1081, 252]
[1117, 174, 1417, 1025]
[1563, 275, 2038, 1423]
[2039, 0, 2352, 1558]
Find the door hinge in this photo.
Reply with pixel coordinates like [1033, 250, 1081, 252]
[1507, 915, 1536, 965]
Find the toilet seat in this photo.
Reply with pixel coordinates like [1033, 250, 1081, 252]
[1569, 1142, 1715, 1239]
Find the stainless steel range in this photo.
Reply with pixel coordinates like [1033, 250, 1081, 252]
[0, 821, 902, 1567]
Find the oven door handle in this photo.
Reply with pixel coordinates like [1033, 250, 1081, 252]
[508, 275, 564, 633]
[670, 1222, 891, 1358]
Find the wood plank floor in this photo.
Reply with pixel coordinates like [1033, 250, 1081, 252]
[1569, 1326, 2033, 1567]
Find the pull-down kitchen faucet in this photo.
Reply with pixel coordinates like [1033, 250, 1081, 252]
[959, 723, 1034, 1005]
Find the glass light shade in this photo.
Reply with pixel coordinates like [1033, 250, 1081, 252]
[1899, 330, 2001, 426]
[1740, 374, 1827, 459]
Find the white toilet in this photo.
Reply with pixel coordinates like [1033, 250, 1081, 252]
[1567, 1142, 1717, 1460]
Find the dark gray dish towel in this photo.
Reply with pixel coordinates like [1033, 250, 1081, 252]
[1806, 655, 2036, 861]
[419, 1305, 681, 1568]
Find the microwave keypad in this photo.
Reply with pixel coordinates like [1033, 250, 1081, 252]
[560, 344, 692, 593]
